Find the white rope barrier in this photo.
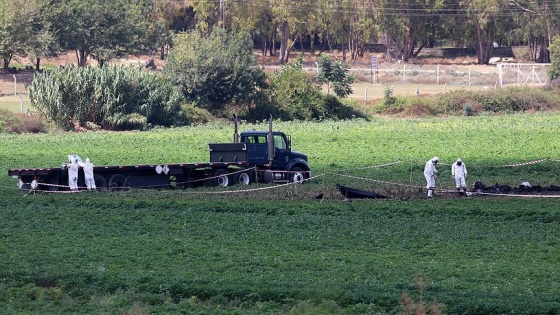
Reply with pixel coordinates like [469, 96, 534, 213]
[7, 158, 560, 198]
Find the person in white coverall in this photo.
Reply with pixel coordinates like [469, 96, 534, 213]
[68, 158, 79, 191]
[83, 158, 96, 190]
[451, 158, 467, 192]
[423, 157, 439, 197]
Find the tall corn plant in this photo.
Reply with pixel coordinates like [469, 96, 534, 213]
[28, 65, 183, 130]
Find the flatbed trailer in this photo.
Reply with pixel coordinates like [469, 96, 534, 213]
[8, 160, 253, 192]
[7, 116, 311, 193]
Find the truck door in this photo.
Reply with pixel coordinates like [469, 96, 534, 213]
[272, 133, 290, 169]
[244, 135, 268, 165]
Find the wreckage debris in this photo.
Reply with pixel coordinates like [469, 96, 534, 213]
[471, 180, 560, 195]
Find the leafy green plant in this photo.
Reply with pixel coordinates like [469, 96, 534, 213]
[27, 65, 183, 130]
[315, 55, 355, 98]
[548, 36, 560, 81]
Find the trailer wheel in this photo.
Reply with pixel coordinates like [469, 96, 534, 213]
[94, 174, 107, 189]
[213, 169, 231, 187]
[290, 167, 306, 184]
[235, 171, 252, 185]
[108, 174, 129, 190]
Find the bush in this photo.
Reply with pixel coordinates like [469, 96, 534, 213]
[372, 87, 560, 116]
[27, 65, 183, 131]
[265, 58, 367, 121]
[0, 109, 47, 133]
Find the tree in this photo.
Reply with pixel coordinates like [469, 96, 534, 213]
[26, 0, 60, 71]
[547, 36, 560, 81]
[0, 0, 40, 70]
[316, 55, 355, 98]
[164, 28, 268, 114]
[50, 0, 148, 67]
[458, 0, 511, 64]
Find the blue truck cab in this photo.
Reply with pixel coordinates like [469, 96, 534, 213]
[240, 130, 310, 183]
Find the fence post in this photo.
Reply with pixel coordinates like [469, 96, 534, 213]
[437, 65, 440, 85]
[13, 75, 17, 96]
[19, 94, 23, 113]
[365, 85, 369, 103]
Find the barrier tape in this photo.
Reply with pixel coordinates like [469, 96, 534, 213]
[334, 172, 560, 198]
[9, 158, 560, 198]
[14, 167, 315, 195]
[498, 158, 549, 168]
[336, 161, 403, 171]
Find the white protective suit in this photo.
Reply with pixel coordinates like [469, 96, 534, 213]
[83, 158, 96, 190]
[423, 157, 439, 196]
[68, 159, 79, 190]
[451, 158, 468, 190]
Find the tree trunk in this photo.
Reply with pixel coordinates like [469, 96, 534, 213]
[474, 16, 495, 65]
[3, 53, 13, 70]
[529, 39, 538, 61]
[35, 57, 41, 71]
[270, 28, 276, 57]
[310, 33, 316, 56]
[160, 44, 165, 60]
[278, 20, 289, 64]
[413, 41, 425, 58]
[76, 50, 89, 67]
[537, 41, 550, 63]
[384, 32, 392, 62]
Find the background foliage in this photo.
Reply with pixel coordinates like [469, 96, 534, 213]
[27, 65, 183, 130]
[164, 28, 268, 115]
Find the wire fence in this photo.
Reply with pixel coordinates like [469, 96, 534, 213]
[1, 63, 552, 113]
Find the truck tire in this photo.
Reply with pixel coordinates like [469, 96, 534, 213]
[290, 167, 305, 184]
[235, 171, 252, 185]
[213, 169, 231, 187]
[94, 174, 107, 189]
[108, 174, 129, 190]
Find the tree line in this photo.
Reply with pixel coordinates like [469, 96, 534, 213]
[1, 0, 559, 70]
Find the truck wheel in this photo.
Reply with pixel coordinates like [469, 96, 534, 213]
[235, 171, 252, 185]
[290, 167, 306, 184]
[108, 174, 129, 190]
[94, 174, 107, 189]
[213, 169, 231, 187]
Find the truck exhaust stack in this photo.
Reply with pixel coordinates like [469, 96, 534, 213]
[233, 115, 239, 143]
[267, 114, 274, 166]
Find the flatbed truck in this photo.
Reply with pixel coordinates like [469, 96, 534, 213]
[7, 116, 311, 192]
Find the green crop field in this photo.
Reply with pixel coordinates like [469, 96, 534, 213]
[1, 113, 560, 314]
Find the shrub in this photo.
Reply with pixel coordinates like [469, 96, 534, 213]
[0, 109, 47, 133]
[181, 103, 213, 125]
[463, 104, 475, 116]
[267, 58, 326, 120]
[27, 65, 183, 131]
[372, 86, 560, 116]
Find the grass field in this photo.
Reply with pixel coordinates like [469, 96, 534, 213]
[1, 114, 560, 314]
